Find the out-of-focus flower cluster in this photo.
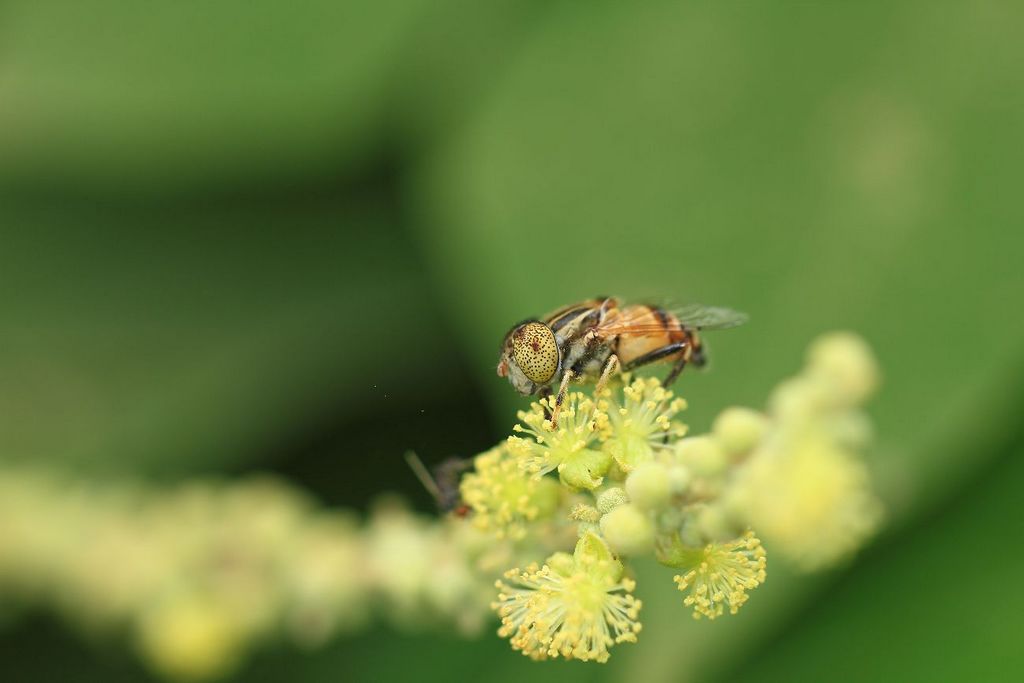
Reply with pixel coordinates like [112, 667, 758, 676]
[0, 332, 884, 676]
[459, 331, 884, 661]
[0, 473, 547, 681]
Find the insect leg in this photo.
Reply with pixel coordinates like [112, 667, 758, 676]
[663, 356, 688, 387]
[621, 341, 690, 387]
[621, 341, 688, 370]
[553, 329, 603, 428]
[569, 331, 604, 375]
[550, 369, 576, 429]
[594, 353, 620, 398]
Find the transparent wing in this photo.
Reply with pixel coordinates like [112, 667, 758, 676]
[670, 304, 749, 330]
[595, 303, 748, 337]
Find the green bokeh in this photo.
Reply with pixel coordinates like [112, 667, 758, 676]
[1, 0, 1021, 681]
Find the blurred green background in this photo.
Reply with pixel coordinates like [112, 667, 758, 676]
[1, 0, 1022, 681]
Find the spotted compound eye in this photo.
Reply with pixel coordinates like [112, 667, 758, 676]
[511, 322, 559, 384]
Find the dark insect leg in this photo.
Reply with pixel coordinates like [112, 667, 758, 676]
[663, 356, 688, 387]
[621, 341, 689, 371]
[622, 341, 693, 388]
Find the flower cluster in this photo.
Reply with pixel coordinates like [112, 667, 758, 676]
[0, 472, 512, 680]
[506, 392, 612, 490]
[602, 377, 688, 472]
[462, 332, 884, 660]
[493, 532, 641, 662]
[459, 444, 561, 539]
[0, 332, 885, 675]
[725, 332, 885, 569]
[657, 530, 766, 619]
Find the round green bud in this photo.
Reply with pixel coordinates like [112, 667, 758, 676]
[721, 484, 752, 524]
[596, 487, 628, 514]
[807, 331, 880, 405]
[676, 519, 703, 548]
[695, 505, 736, 543]
[657, 506, 684, 530]
[712, 407, 768, 457]
[674, 436, 727, 478]
[600, 504, 655, 556]
[625, 462, 671, 511]
[667, 464, 692, 495]
[768, 376, 830, 420]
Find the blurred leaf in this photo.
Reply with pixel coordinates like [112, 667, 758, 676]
[238, 627, 613, 683]
[0, 194, 449, 475]
[0, 0, 430, 194]
[391, 0, 548, 146]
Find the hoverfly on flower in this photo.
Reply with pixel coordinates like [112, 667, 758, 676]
[496, 297, 747, 427]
